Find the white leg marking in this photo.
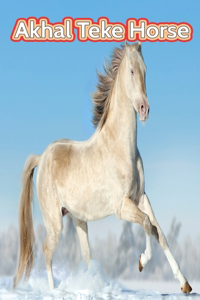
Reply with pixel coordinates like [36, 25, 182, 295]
[164, 248, 186, 287]
[141, 233, 152, 268]
[139, 193, 188, 288]
[47, 269, 54, 290]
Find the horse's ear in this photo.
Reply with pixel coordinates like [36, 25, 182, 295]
[126, 41, 142, 53]
[138, 41, 142, 53]
[131, 42, 141, 52]
[125, 40, 131, 52]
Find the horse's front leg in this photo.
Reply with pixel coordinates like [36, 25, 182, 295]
[138, 193, 192, 294]
[117, 196, 154, 270]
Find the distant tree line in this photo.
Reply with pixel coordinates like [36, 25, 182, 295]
[0, 217, 199, 281]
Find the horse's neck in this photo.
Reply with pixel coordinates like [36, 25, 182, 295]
[99, 64, 137, 159]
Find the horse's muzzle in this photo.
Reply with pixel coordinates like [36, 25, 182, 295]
[139, 102, 150, 122]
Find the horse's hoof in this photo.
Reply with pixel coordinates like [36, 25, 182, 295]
[181, 282, 192, 294]
[139, 256, 143, 272]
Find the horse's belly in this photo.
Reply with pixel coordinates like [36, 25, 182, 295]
[59, 184, 117, 222]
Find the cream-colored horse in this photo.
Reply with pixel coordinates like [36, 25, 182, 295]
[14, 42, 192, 293]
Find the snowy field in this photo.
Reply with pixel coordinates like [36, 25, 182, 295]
[0, 261, 199, 300]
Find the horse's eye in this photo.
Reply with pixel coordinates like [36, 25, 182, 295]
[131, 69, 134, 75]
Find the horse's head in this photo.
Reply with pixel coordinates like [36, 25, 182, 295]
[124, 42, 149, 122]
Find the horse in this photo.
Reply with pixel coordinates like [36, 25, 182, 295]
[14, 42, 192, 293]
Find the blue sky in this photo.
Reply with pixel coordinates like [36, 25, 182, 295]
[0, 1, 199, 244]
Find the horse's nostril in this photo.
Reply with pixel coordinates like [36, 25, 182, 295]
[148, 107, 150, 114]
[141, 104, 145, 113]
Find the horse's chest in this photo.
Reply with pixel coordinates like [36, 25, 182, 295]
[113, 158, 144, 200]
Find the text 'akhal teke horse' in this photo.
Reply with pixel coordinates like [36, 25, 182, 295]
[14, 42, 192, 293]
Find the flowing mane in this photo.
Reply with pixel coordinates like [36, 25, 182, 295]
[92, 44, 125, 129]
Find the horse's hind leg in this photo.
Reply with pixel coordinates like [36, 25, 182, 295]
[42, 205, 62, 290]
[72, 217, 91, 266]
[118, 196, 153, 270]
[138, 193, 192, 294]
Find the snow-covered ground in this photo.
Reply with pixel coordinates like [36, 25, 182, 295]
[0, 261, 199, 300]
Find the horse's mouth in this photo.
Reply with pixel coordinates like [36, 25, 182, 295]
[139, 113, 149, 122]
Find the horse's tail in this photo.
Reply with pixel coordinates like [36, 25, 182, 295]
[13, 154, 40, 288]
